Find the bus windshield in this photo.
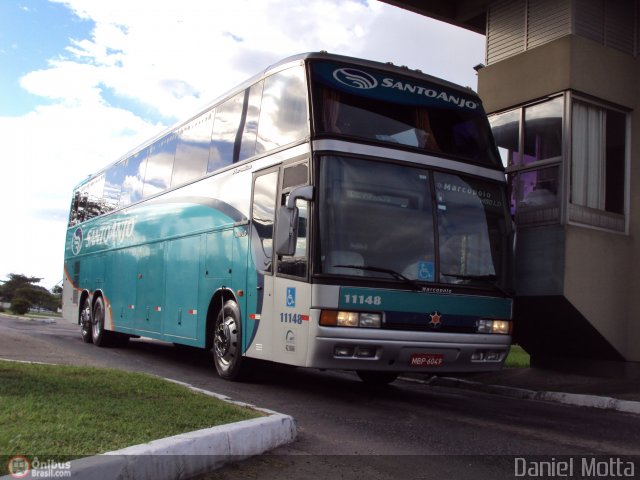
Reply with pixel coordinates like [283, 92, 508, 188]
[318, 156, 507, 288]
[310, 60, 501, 167]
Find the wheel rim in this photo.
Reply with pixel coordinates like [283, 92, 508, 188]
[214, 314, 238, 367]
[80, 301, 91, 337]
[92, 302, 103, 339]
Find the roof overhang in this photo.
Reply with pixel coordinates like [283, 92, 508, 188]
[379, 0, 490, 35]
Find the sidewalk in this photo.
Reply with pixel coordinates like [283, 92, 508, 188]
[407, 366, 640, 415]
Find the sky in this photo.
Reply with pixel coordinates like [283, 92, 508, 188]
[0, 0, 485, 290]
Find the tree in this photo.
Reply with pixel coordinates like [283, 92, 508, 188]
[11, 297, 31, 315]
[0, 274, 43, 303]
[0, 273, 59, 312]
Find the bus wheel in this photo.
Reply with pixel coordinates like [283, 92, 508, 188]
[91, 296, 110, 347]
[356, 371, 398, 385]
[80, 297, 92, 344]
[212, 300, 247, 381]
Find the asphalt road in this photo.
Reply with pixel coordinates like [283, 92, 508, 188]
[2, 314, 640, 480]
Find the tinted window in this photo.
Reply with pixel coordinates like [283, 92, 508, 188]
[311, 61, 500, 166]
[251, 171, 279, 272]
[209, 91, 244, 172]
[104, 162, 124, 212]
[318, 156, 435, 280]
[172, 110, 214, 187]
[239, 82, 263, 162]
[256, 66, 308, 153]
[120, 149, 148, 206]
[435, 173, 505, 284]
[144, 133, 176, 197]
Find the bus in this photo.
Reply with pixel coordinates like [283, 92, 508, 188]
[63, 52, 513, 384]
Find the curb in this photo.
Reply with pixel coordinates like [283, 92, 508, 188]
[402, 375, 640, 415]
[0, 363, 297, 480]
[60, 414, 296, 480]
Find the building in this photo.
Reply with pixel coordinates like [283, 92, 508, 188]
[383, 0, 640, 370]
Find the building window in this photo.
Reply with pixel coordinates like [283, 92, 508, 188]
[489, 96, 563, 225]
[490, 94, 628, 232]
[570, 100, 627, 227]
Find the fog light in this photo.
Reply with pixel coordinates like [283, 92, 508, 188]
[471, 351, 485, 361]
[485, 351, 502, 361]
[334, 346, 354, 357]
[355, 346, 377, 358]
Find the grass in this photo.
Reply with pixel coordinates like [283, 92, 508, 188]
[505, 344, 530, 368]
[0, 360, 262, 474]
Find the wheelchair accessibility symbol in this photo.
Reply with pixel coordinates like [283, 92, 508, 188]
[286, 287, 296, 308]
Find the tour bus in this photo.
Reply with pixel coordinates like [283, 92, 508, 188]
[63, 52, 513, 384]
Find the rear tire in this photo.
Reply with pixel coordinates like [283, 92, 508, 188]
[91, 296, 110, 347]
[80, 297, 92, 344]
[356, 370, 399, 385]
[212, 300, 248, 381]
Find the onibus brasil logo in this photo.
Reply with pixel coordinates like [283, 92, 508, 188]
[332, 68, 378, 90]
[7, 456, 72, 478]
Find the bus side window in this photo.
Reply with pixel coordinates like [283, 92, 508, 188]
[173, 110, 213, 187]
[238, 82, 264, 162]
[69, 191, 80, 226]
[144, 133, 176, 198]
[251, 171, 279, 272]
[209, 92, 244, 173]
[256, 65, 309, 154]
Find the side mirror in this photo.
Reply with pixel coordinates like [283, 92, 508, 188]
[275, 185, 314, 257]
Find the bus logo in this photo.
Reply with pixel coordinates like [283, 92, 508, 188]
[286, 288, 296, 308]
[333, 68, 378, 90]
[71, 227, 83, 256]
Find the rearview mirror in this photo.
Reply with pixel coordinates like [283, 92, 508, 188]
[275, 185, 314, 257]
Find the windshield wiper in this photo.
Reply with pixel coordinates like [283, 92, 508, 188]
[333, 264, 424, 291]
[442, 273, 511, 296]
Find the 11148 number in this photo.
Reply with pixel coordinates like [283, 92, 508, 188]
[343, 295, 382, 306]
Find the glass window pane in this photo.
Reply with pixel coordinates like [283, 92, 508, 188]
[252, 171, 279, 272]
[256, 66, 308, 154]
[239, 82, 263, 162]
[104, 163, 124, 212]
[571, 101, 605, 209]
[510, 166, 560, 224]
[75, 174, 106, 222]
[209, 92, 244, 172]
[605, 109, 626, 214]
[172, 110, 214, 187]
[489, 109, 520, 168]
[435, 173, 505, 284]
[311, 61, 500, 166]
[144, 133, 176, 197]
[120, 149, 148, 206]
[522, 97, 563, 165]
[318, 156, 435, 281]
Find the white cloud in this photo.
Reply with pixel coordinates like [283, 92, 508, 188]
[0, 0, 484, 289]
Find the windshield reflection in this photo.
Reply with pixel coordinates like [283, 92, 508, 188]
[318, 156, 507, 289]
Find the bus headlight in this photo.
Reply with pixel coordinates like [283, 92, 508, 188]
[477, 319, 512, 335]
[320, 310, 382, 328]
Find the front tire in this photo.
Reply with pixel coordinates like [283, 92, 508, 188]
[212, 300, 248, 381]
[80, 297, 92, 344]
[91, 296, 110, 347]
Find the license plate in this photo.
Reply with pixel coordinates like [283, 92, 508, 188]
[409, 353, 444, 367]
